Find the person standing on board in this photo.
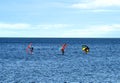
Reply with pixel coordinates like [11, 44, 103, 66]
[61, 43, 67, 55]
[26, 43, 34, 54]
[82, 45, 89, 54]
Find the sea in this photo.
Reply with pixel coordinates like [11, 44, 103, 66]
[0, 38, 120, 83]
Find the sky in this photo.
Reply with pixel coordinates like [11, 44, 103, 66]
[0, 0, 120, 38]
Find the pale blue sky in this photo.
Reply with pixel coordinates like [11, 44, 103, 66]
[0, 0, 120, 37]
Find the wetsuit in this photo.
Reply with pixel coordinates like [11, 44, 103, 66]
[61, 48, 64, 55]
[84, 47, 89, 54]
[30, 47, 33, 53]
[61, 44, 67, 55]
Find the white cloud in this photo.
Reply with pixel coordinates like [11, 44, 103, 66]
[0, 23, 73, 37]
[62, 24, 120, 37]
[36, 24, 72, 29]
[0, 23, 72, 30]
[0, 23, 30, 29]
[90, 9, 113, 12]
[71, 0, 120, 9]
[1, 23, 120, 37]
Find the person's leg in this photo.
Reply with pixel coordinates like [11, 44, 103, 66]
[61, 49, 64, 55]
[84, 48, 87, 54]
[30, 48, 33, 54]
[63, 50, 64, 55]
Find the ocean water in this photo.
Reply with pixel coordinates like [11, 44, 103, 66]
[0, 38, 120, 83]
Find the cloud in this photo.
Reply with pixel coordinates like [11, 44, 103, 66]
[71, 0, 120, 9]
[0, 23, 72, 30]
[36, 24, 72, 29]
[0, 23, 73, 37]
[62, 24, 120, 37]
[0, 23, 30, 29]
[1, 23, 120, 37]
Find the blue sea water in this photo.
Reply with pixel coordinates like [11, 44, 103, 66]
[0, 38, 120, 83]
